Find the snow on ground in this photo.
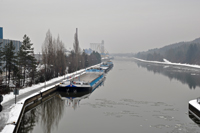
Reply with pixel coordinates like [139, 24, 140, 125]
[1, 83, 57, 133]
[1, 63, 101, 105]
[133, 57, 200, 69]
[1, 75, 65, 105]
[0, 63, 101, 133]
[2, 83, 43, 105]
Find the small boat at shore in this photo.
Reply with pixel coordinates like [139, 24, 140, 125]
[189, 98, 200, 120]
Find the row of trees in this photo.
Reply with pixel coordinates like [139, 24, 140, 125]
[0, 35, 37, 93]
[41, 30, 67, 81]
[41, 29, 102, 81]
[0, 29, 101, 94]
[67, 28, 101, 73]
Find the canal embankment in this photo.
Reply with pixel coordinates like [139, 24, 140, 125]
[0, 63, 103, 133]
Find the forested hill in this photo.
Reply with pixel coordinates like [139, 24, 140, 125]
[135, 37, 200, 65]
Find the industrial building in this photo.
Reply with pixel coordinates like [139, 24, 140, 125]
[90, 40, 109, 58]
[0, 27, 22, 70]
[0, 27, 22, 53]
[0, 27, 3, 39]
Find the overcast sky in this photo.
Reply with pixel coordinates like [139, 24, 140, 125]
[1, 0, 200, 54]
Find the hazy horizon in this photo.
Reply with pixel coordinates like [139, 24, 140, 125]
[1, 0, 200, 54]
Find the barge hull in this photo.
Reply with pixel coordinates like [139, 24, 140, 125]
[189, 102, 200, 120]
[57, 86, 92, 92]
[57, 76, 105, 92]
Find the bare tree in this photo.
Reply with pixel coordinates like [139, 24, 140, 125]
[55, 36, 66, 76]
[42, 30, 54, 80]
[42, 30, 67, 80]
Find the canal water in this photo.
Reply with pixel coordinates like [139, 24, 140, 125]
[18, 57, 200, 133]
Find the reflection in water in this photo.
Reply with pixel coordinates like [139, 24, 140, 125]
[18, 92, 65, 133]
[135, 60, 200, 89]
[58, 91, 91, 110]
[188, 111, 200, 127]
[58, 78, 105, 110]
[40, 94, 65, 133]
[18, 78, 105, 133]
[18, 108, 38, 133]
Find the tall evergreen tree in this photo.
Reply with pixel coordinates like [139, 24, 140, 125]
[0, 42, 3, 88]
[0, 42, 3, 74]
[2, 41, 17, 85]
[29, 53, 37, 85]
[18, 35, 36, 86]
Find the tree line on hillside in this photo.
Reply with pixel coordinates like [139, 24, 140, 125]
[0, 29, 101, 94]
[135, 38, 200, 65]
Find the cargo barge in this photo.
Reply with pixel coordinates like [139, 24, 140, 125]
[100, 61, 113, 73]
[57, 67, 105, 92]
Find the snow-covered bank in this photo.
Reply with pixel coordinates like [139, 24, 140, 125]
[0, 63, 101, 133]
[1, 84, 57, 133]
[133, 57, 200, 69]
[1, 63, 100, 105]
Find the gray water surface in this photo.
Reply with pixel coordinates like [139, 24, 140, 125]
[18, 58, 200, 133]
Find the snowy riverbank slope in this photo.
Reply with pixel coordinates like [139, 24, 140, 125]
[133, 57, 200, 69]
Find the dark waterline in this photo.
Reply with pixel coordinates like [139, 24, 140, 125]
[18, 58, 200, 133]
